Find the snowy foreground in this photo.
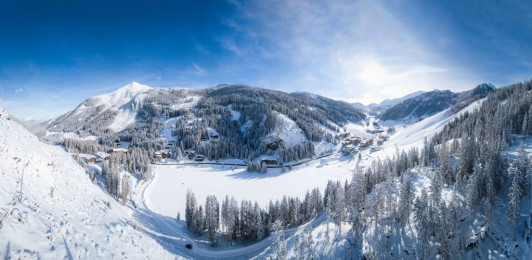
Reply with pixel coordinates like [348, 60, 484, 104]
[0, 109, 177, 258]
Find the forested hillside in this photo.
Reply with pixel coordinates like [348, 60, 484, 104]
[45, 83, 365, 163]
[378, 83, 496, 123]
[182, 81, 531, 259]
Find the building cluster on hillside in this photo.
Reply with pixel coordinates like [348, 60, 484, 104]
[339, 129, 390, 157]
[85, 149, 131, 164]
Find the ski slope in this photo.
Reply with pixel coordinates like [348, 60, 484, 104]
[376, 99, 484, 155]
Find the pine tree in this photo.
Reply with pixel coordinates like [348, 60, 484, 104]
[193, 205, 205, 235]
[399, 174, 414, 230]
[414, 190, 430, 259]
[227, 197, 239, 244]
[205, 195, 220, 246]
[522, 111, 529, 135]
[431, 169, 443, 209]
[121, 175, 129, 204]
[186, 190, 197, 230]
[294, 225, 314, 260]
[507, 176, 521, 238]
[460, 137, 476, 178]
[270, 220, 287, 259]
[516, 142, 529, 193]
[440, 142, 453, 184]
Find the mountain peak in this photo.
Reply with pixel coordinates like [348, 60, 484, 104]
[472, 83, 496, 95]
[116, 82, 152, 93]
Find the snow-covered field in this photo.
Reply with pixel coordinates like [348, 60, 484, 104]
[0, 108, 177, 259]
[145, 158, 356, 218]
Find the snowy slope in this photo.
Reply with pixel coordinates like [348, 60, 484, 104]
[0, 108, 177, 259]
[47, 82, 152, 134]
[380, 99, 484, 152]
[265, 112, 307, 148]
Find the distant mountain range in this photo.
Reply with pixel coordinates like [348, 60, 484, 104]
[354, 83, 495, 123]
[39, 83, 366, 162]
[26, 82, 497, 161]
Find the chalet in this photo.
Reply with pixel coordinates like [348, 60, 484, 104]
[343, 137, 361, 147]
[359, 139, 373, 147]
[336, 133, 350, 139]
[95, 152, 110, 162]
[195, 155, 205, 161]
[366, 129, 385, 134]
[86, 155, 97, 164]
[155, 151, 169, 159]
[261, 158, 278, 165]
[378, 134, 389, 141]
[112, 148, 130, 154]
[154, 150, 171, 162]
[342, 145, 358, 156]
[186, 151, 195, 159]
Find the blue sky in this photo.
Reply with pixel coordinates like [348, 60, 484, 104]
[1, 0, 531, 119]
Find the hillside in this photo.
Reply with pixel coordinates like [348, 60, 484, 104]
[378, 83, 496, 123]
[378, 89, 459, 122]
[44, 83, 366, 163]
[0, 108, 176, 258]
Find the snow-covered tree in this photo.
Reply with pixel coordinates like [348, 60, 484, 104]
[508, 175, 521, 236]
[270, 220, 287, 260]
[186, 190, 197, 230]
[294, 225, 314, 260]
[459, 136, 476, 178]
[515, 141, 529, 193]
[205, 195, 220, 246]
[399, 173, 414, 230]
[439, 142, 453, 184]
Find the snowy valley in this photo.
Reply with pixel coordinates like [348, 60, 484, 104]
[1, 81, 532, 259]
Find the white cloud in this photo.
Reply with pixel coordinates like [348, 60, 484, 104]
[14, 88, 23, 94]
[225, 0, 479, 104]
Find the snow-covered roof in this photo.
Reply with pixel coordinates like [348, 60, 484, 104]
[95, 151, 110, 159]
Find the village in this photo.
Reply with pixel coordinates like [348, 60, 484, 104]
[146, 119, 393, 168]
[77, 117, 394, 174]
[339, 120, 391, 157]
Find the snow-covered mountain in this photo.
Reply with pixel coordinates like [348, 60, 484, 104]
[378, 83, 496, 123]
[48, 82, 153, 134]
[378, 89, 459, 122]
[351, 91, 426, 114]
[0, 107, 176, 258]
[369, 90, 426, 110]
[44, 83, 366, 163]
